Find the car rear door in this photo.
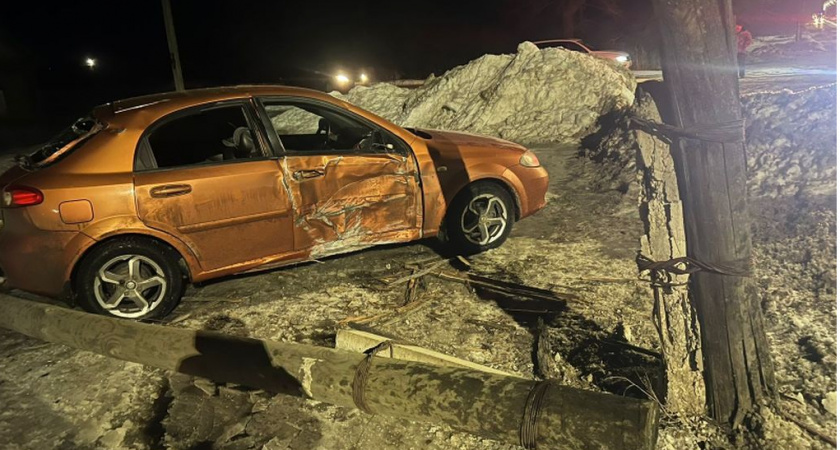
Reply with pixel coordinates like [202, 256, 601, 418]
[255, 97, 422, 259]
[133, 101, 296, 271]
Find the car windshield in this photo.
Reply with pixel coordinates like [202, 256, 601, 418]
[21, 116, 103, 168]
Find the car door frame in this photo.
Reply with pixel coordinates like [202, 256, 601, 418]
[251, 95, 424, 257]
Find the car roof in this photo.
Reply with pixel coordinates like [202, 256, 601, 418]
[532, 38, 584, 44]
[100, 85, 343, 116]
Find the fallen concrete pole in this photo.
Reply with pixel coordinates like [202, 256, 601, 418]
[0, 295, 659, 449]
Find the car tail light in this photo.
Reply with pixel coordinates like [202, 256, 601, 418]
[519, 150, 541, 167]
[2, 186, 44, 207]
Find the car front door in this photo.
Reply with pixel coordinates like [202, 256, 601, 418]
[256, 97, 422, 259]
[133, 101, 296, 272]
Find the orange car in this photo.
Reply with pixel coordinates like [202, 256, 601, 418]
[0, 86, 548, 319]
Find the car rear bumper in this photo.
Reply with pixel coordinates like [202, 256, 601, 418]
[0, 224, 92, 298]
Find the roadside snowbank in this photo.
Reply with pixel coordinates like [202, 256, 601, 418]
[340, 42, 636, 145]
[582, 83, 837, 199]
[750, 31, 836, 62]
[743, 85, 836, 198]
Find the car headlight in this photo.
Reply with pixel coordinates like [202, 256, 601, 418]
[616, 55, 629, 63]
[519, 150, 541, 167]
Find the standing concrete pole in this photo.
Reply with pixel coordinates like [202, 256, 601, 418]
[161, 0, 186, 91]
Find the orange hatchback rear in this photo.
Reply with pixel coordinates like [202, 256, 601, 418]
[0, 86, 548, 320]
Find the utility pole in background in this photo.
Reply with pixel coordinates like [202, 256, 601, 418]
[796, 0, 806, 41]
[161, 0, 185, 91]
[650, 0, 776, 426]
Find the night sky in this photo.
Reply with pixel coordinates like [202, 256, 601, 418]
[2, 1, 525, 103]
[0, 0, 812, 131]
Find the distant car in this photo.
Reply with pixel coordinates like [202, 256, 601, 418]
[0, 86, 549, 320]
[533, 39, 632, 68]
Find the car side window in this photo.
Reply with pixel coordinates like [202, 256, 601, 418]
[262, 101, 399, 155]
[139, 104, 264, 170]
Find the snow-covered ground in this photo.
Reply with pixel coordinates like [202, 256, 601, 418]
[0, 39, 835, 449]
[580, 75, 837, 449]
[633, 30, 837, 94]
[743, 85, 836, 198]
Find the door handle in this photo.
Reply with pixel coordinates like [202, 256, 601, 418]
[293, 169, 325, 181]
[150, 184, 192, 198]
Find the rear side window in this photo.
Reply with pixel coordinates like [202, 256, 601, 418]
[141, 104, 264, 170]
[22, 116, 102, 169]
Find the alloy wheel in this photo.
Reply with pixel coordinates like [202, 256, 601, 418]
[93, 255, 168, 319]
[460, 194, 508, 246]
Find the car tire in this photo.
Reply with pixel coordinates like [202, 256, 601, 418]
[75, 237, 185, 320]
[445, 181, 515, 255]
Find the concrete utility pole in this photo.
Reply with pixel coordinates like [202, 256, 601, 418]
[161, 0, 186, 91]
[650, 0, 776, 426]
[0, 295, 660, 450]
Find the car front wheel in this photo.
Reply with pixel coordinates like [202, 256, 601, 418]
[75, 237, 185, 320]
[445, 182, 515, 255]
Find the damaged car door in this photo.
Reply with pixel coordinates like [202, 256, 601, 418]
[256, 98, 422, 259]
[134, 101, 296, 271]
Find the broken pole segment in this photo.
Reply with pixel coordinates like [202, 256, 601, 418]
[335, 328, 523, 378]
[0, 295, 659, 449]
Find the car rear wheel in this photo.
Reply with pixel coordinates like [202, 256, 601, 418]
[75, 238, 184, 320]
[445, 182, 515, 255]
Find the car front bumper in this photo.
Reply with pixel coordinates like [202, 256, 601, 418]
[502, 165, 550, 220]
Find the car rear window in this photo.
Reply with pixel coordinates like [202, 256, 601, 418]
[21, 116, 102, 169]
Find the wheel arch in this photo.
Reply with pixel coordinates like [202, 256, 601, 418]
[69, 232, 196, 293]
[448, 177, 522, 223]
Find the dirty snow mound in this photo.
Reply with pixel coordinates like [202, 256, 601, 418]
[583, 83, 837, 200]
[743, 85, 836, 198]
[750, 31, 836, 62]
[343, 83, 411, 120]
[340, 42, 636, 145]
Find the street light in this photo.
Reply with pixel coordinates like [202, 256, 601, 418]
[85, 57, 96, 69]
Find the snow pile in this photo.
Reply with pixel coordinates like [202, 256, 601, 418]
[265, 104, 321, 134]
[582, 83, 837, 200]
[743, 85, 837, 198]
[343, 82, 411, 121]
[749, 31, 836, 62]
[340, 42, 636, 145]
[0, 155, 14, 173]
